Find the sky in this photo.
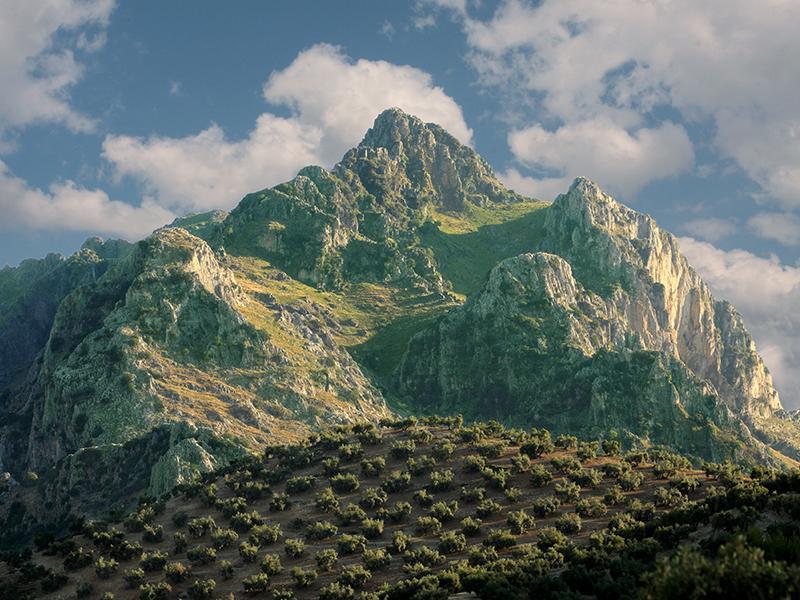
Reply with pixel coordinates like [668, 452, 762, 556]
[0, 0, 798, 408]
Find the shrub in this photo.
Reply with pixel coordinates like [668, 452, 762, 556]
[604, 485, 626, 505]
[338, 534, 368, 555]
[337, 565, 372, 588]
[481, 466, 511, 490]
[555, 513, 582, 534]
[363, 547, 391, 570]
[576, 496, 608, 517]
[315, 548, 338, 571]
[142, 524, 163, 543]
[64, 547, 94, 570]
[468, 545, 499, 565]
[390, 440, 416, 459]
[413, 489, 435, 507]
[537, 527, 567, 550]
[554, 478, 581, 502]
[270, 492, 292, 512]
[123, 567, 146, 588]
[415, 516, 443, 534]
[432, 441, 456, 460]
[555, 434, 577, 450]
[284, 538, 305, 558]
[139, 550, 168, 572]
[439, 531, 467, 554]
[40, 570, 69, 593]
[429, 469, 455, 491]
[94, 556, 119, 579]
[511, 454, 532, 473]
[476, 499, 502, 518]
[188, 578, 216, 600]
[507, 510, 534, 534]
[219, 496, 248, 518]
[321, 457, 341, 476]
[576, 441, 600, 461]
[392, 530, 412, 553]
[186, 545, 217, 566]
[619, 471, 645, 491]
[551, 456, 582, 475]
[339, 443, 363, 461]
[520, 434, 554, 458]
[382, 470, 412, 493]
[260, 552, 282, 575]
[602, 438, 621, 456]
[331, 473, 361, 493]
[572, 468, 603, 488]
[362, 518, 384, 538]
[360, 457, 386, 477]
[360, 487, 389, 509]
[483, 529, 517, 549]
[387, 501, 413, 523]
[290, 567, 317, 588]
[249, 523, 281, 546]
[602, 462, 631, 478]
[239, 541, 259, 562]
[173, 532, 188, 553]
[460, 485, 486, 503]
[337, 503, 367, 525]
[624, 450, 649, 466]
[670, 475, 701, 494]
[188, 516, 216, 537]
[464, 454, 486, 472]
[532, 495, 561, 517]
[306, 520, 338, 540]
[164, 561, 189, 583]
[211, 528, 239, 549]
[407, 455, 438, 476]
[430, 500, 458, 522]
[315, 487, 340, 512]
[286, 475, 316, 493]
[138, 582, 172, 600]
[318, 582, 356, 600]
[242, 572, 270, 593]
[461, 516, 482, 536]
[403, 546, 445, 566]
[530, 465, 554, 487]
[505, 486, 523, 503]
[655, 486, 686, 508]
[219, 559, 234, 579]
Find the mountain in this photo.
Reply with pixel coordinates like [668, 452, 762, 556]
[0, 108, 797, 544]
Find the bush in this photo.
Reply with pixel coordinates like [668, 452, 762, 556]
[249, 523, 282, 546]
[390, 440, 416, 459]
[461, 516, 482, 536]
[476, 499, 502, 518]
[187, 545, 217, 566]
[243, 572, 270, 594]
[507, 510, 534, 534]
[94, 556, 119, 579]
[572, 468, 603, 488]
[173, 532, 188, 553]
[551, 456, 582, 475]
[555, 513, 582, 533]
[576, 441, 600, 461]
[286, 475, 316, 493]
[211, 528, 239, 549]
[413, 489, 435, 507]
[360, 487, 389, 509]
[64, 547, 94, 570]
[363, 547, 391, 570]
[138, 582, 171, 600]
[270, 492, 292, 512]
[511, 454, 532, 473]
[339, 443, 363, 461]
[602, 438, 621, 456]
[619, 471, 645, 491]
[576, 496, 608, 517]
[219, 559, 234, 579]
[655, 486, 687, 508]
[360, 457, 386, 477]
[362, 518, 384, 538]
[481, 466, 511, 490]
[290, 567, 317, 588]
[318, 582, 356, 600]
[555, 434, 577, 450]
[464, 454, 486, 472]
[315, 487, 340, 512]
[321, 457, 341, 476]
[407, 455, 438, 475]
[139, 550, 168, 572]
[483, 529, 517, 549]
[284, 538, 305, 558]
[430, 500, 458, 522]
[337, 534, 368, 555]
[306, 520, 338, 540]
[164, 561, 189, 583]
[260, 552, 282, 575]
[188, 578, 216, 600]
[337, 502, 367, 525]
[382, 470, 412, 493]
[415, 516, 443, 534]
[460, 485, 486, 503]
[670, 475, 701, 494]
[554, 478, 581, 502]
[429, 469, 454, 491]
[123, 567, 146, 588]
[604, 485, 626, 505]
[142, 524, 163, 543]
[404, 546, 445, 566]
[338, 565, 372, 588]
[432, 441, 456, 460]
[188, 516, 216, 537]
[505, 486, 523, 503]
[530, 465, 554, 487]
[315, 548, 338, 571]
[532, 495, 561, 517]
[537, 527, 567, 550]
[439, 531, 467, 554]
[387, 501, 413, 523]
[392, 530, 412, 553]
[331, 473, 361, 493]
[240, 541, 260, 562]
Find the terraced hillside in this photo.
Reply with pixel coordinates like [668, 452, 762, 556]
[4, 419, 799, 599]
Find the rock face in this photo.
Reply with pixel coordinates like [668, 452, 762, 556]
[395, 178, 787, 463]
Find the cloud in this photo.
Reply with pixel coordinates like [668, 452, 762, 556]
[680, 237, 800, 409]
[748, 212, 800, 246]
[0, 0, 115, 142]
[0, 160, 173, 239]
[102, 43, 472, 215]
[438, 0, 800, 208]
[506, 118, 693, 198]
[681, 217, 737, 243]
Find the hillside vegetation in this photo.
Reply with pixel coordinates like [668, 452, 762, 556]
[3, 418, 800, 599]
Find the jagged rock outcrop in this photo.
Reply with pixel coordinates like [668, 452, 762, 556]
[395, 178, 788, 463]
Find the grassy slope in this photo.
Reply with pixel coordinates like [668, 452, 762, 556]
[14, 421, 713, 599]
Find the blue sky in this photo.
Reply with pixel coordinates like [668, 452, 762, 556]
[1, 0, 799, 407]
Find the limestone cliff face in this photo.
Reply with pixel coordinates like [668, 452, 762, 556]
[395, 178, 785, 462]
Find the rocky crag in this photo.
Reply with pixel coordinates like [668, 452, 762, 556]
[0, 108, 797, 544]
